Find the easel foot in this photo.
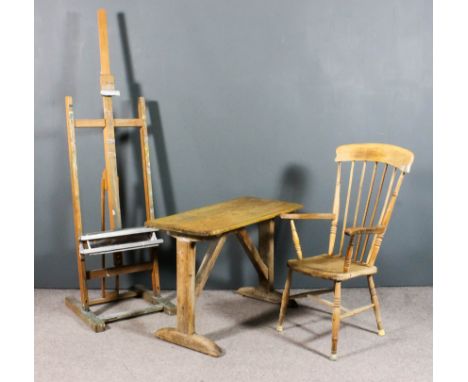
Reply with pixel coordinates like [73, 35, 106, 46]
[155, 327, 223, 357]
[236, 286, 298, 307]
[65, 296, 106, 333]
[133, 285, 177, 315]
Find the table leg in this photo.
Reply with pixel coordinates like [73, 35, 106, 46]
[237, 219, 294, 304]
[237, 220, 279, 302]
[155, 238, 222, 357]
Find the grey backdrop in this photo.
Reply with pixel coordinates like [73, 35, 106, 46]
[35, 0, 432, 289]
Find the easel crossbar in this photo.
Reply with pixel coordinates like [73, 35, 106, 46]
[100, 304, 164, 323]
[86, 261, 153, 280]
[88, 290, 140, 306]
[75, 118, 144, 128]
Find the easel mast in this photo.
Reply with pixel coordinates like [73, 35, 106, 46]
[97, 9, 122, 230]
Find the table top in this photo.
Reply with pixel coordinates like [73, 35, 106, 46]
[146, 196, 302, 237]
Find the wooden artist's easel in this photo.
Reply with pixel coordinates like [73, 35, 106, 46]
[64, 9, 175, 332]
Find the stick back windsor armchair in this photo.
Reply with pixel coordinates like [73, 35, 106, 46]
[276, 143, 414, 360]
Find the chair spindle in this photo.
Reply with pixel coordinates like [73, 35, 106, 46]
[354, 162, 378, 258]
[338, 161, 355, 256]
[352, 161, 367, 227]
[367, 171, 406, 265]
[328, 163, 341, 255]
[358, 164, 388, 262]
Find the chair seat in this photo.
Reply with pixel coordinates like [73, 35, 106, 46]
[288, 254, 377, 281]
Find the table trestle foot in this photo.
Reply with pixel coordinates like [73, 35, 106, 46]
[155, 327, 223, 357]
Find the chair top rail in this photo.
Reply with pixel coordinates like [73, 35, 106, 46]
[336, 143, 414, 173]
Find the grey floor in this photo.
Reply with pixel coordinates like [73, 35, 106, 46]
[35, 287, 432, 382]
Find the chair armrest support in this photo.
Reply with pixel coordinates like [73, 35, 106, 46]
[280, 213, 336, 220]
[345, 226, 385, 236]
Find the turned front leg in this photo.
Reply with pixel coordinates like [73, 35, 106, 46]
[277, 268, 293, 332]
[368, 275, 385, 336]
[330, 281, 342, 361]
[176, 238, 196, 334]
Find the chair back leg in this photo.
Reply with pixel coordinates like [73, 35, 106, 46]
[277, 268, 293, 332]
[367, 275, 385, 336]
[330, 281, 342, 360]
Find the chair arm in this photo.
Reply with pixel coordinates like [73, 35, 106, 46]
[280, 213, 336, 220]
[345, 226, 385, 236]
[280, 212, 335, 260]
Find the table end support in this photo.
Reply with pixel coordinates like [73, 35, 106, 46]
[236, 286, 298, 306]
[155, 327, 223, 357]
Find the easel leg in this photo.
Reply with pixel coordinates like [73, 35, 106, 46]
[100, 255, 106, 298]
[65, 247, 107, 332]
[155, 238, 222, 357]
[100, 169, 107, 297]
[151, 248, 161, 296]
[76, 250, 89, 310]
[137, 247, 176, 315]
[113, 252, 122, 293]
